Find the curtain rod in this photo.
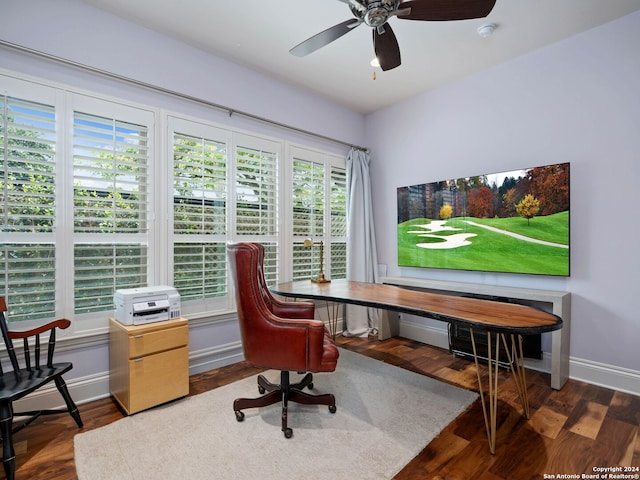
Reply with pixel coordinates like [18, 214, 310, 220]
[0, 40, 369, 152]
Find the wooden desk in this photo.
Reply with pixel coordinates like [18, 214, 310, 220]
[272, 279, 563, 453]
[381, 276, 571, 391]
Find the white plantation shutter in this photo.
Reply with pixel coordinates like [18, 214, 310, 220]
[1, 93, 57, 321]
[260, 242, 279, 286]
[0, 244, 56, 321]
[293, 159, 325, 237]
[172, 126, 228, 301]
[292, 239, 316, 282]
[235, 136, 280, 284]
[169, 123, 281, 306]
[290, 146, 347, 282]
[0, 96, 56, 232]
[173, 242, 227, 300]
[73, 112, 149, 234]
[74, 243, 148, 315]
[235, 144, 278, 236]
[330, 165, 347, 279]
[173, 132, 227, 235]
[292, 158, 324, 281]
[72, 104, 152, 314]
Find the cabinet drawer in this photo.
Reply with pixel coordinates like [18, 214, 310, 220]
[128, 323, 188, 358]
[128, 346, 189, 413]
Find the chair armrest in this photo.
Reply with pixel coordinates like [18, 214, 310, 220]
[8, 319, 71, 339]
[245, 311, 330, 372]
[272, 316, 324, 329]
[270, 300, 314, 319]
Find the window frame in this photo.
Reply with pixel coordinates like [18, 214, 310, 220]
[285, 143, 347, 284]
[70, 94, 156, 322]
[1, 72, 347, 332]
[1, 76, 63, 330]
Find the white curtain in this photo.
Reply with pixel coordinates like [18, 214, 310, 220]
[344, 148, 380, 337]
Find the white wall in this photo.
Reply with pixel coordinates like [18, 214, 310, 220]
[366, 12, 640, 391]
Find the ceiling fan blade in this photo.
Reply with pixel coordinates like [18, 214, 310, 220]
[397, 0, 496, 21]
[290, 19, 362, 57]
[373, 24, 401, 72]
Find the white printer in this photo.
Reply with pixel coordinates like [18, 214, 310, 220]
[114, 285, 181, 325]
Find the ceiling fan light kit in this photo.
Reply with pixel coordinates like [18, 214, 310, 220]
[364, 5, 391, 27]
[290, 0, 497, 71]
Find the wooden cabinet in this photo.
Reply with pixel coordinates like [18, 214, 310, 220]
[109, 317, 189, 415]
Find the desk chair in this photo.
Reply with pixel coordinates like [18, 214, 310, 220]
[0, 296, 83, 480]
[227, 242, 339, 438]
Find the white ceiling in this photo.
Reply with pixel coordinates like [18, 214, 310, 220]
[79, 0, 640, 115]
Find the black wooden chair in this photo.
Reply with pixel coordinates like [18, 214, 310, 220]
[0, 296, 83, 480]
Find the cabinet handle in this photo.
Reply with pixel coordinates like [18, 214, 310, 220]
[133, 334, 144, 339]
[133, 358, 143, 362]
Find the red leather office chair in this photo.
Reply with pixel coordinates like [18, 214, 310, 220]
[227, 242, 339, 438]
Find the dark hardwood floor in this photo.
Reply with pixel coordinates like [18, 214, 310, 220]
[11, 336, 640, 479]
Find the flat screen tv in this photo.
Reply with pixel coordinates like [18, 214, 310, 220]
[397, 162, 570, 276]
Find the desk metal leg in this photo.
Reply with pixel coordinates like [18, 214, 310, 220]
[470, 329, 500, 454]
[501, 334, 530, 420]
[323, 301, 341, 339]
[291, 298, 340, 339]
[470, 329, 531, 454]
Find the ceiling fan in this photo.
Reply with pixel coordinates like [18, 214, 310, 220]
[289, 0, 497, 71]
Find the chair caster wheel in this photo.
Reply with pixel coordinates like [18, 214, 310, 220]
[258, 386, 265, 394]
[235, 411, 245, 422]
[329, 405, 337, 414]
[283, 428, 293, 439]
[308, 382, 314, 390]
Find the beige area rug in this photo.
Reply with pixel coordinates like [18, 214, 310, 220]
[74, 348, 477, 480]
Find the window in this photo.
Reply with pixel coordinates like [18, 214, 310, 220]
[170, 118, 229, 307]
[290, 146, 347, 283]
[1, 85, 155, 327]
[1, 86, 58, 322]
[330, 165, 348, 279]
[1, 74, 346, 328]
[72, 98, 154, 315]
[168, 118, 282, 312]
[234, 135, 280, 285]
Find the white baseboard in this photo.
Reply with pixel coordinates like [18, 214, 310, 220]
[187, 342, 244, 375]
[399, 318, 640, 396]
[567, 357, 640, 396]
[13, 372, 111, 413]
[14, 342, 245, 412]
